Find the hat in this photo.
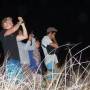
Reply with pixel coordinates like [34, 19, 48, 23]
[47, 27, 58, 33]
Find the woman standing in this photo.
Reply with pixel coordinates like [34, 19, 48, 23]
[0, 17, 24, 82]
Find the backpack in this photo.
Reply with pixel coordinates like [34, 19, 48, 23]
[42, 44, 55, 54]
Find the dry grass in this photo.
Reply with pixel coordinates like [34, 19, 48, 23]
[0, 43, 90, 90]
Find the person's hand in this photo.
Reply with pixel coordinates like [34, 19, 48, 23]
[55, 63, 61, 68]
[54, 44, 59, 48]
[18, 17, 23, 24]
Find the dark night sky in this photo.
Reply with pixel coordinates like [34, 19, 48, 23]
[0, 0, 90, 65]
[0, 0, 90, 44]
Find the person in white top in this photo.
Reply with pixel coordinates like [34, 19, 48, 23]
[16, 18, 33, 81]
[41, 27, 59, 80]
[17, 32, 30, 65]
[25, 33, 41, 73]
[16, 17, 31, 65]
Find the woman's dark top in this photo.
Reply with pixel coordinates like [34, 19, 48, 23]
[0, 30, 20, 60]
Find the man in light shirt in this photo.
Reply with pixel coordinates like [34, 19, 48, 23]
[41, 27, 59, 81]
